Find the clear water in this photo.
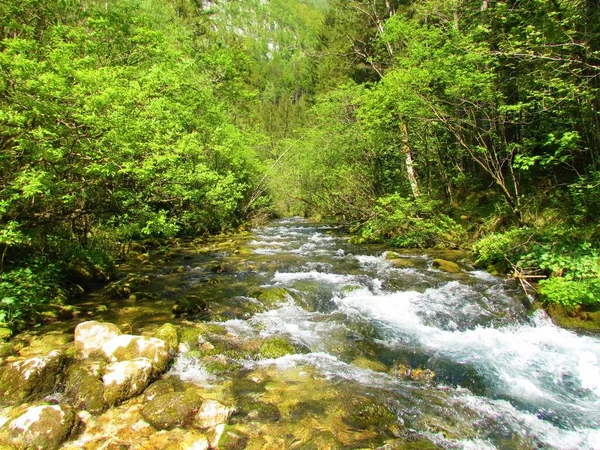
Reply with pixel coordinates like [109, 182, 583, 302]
[75, 219, 600, 449]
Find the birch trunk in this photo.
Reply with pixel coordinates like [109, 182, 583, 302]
[400, 121, 420, 198]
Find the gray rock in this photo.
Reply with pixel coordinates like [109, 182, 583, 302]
[102, 335, 170, 374]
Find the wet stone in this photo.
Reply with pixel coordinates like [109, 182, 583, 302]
[102, 358, 154, 406]
[0, 350, 66, 405]
[140, 390, 204, 430]
[102, 335, 170, 374]
[152, 324, 178, 353]
[63, 360, 107, 414]
[0, 404, 78, 450]
[193, 399, 234, 429]
[432, 258, 461, 273]
[172, 295, 208, 319]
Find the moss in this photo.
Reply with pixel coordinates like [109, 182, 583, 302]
[246, 287, 290, 308]
[153, 323, 178, 352]
[352, 356, 388, 372]
[0, 343, 15, 358]
[546, 304, 600, 331]
[432, 259, 461, 273]
[344, 399, 398, 432]
[259, 337, 295, 359]
[0, 328, 12, 342]
[172, 295, 208, 318]
[63, 360, 106, 414]
[216, 425, 248, 450]
[140, 390, 204, 430]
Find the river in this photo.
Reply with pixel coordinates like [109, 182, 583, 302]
[29, 218, 600, 449]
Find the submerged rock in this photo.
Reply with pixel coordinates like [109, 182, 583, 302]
[134, 428, 209, 450]
[74, 321, 122, 359]
[394, 364, 435, 383]
[432, 259, 461, 273]
[193, 399, 234, 429]
[141, 390, 204, 430]
[0, 404, 78, 450]
[102, 334, 170, 373]
[102, 358, 154, 406]
[258, 336, 296, 359]
[0, 350, 66, 405]
[172, 295, 208, 318]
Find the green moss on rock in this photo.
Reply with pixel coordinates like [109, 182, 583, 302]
[259, 337, 295, 359]
[141, 390, 204, 430]
[153, 323, 179, 352]
[432, 259, 461, 273]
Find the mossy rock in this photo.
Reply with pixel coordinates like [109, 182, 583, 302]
[141, 390, 204, 430]
[259, 337, 295, 359]
[172, 295, 208, 319]
[432, 259, 461, 273]
[343, 397, 399, 434]
[546, 304, 600, 331]
[0, 350, 66, 405]
[0, 342, 15, 358]
[63, 360, 106, 414]
[246, 287, 290, 308]
[0, 328, 12, 342]
[215, 425, 248, 450]
[153, 323, 179, 352]
[0, 404, 78, 450]
[143, 379, 177, 402]
[352, 356, 388, 372]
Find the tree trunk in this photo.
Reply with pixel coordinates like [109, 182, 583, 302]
[400, 121, 420, 198]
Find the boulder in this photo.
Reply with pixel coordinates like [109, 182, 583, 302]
[74, 321, 122, 359]
[102, 335, 170, 373]
[0, 404, 78, 450]
[63, 360, 107, 414]
[153, 324, 178, 353]
[102, 358, 154, 406]
[432, 259, 461, 273]
[140, 390, 204, 430]
[0, 350, 66, 404]
[143, 379, 176, 402]
[193, 399, 234, 429]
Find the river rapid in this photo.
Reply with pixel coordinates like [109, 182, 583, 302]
[16, 218, 600, 449]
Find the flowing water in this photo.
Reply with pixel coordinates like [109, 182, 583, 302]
[44, 219, 600, 448]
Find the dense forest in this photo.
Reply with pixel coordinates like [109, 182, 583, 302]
[1, 0, 599, 331]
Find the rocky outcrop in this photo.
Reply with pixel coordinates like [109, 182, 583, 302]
[0, 404, 78, 450]
[102, 358, 154, 406]
[74, 321, 122, 359]
[101, 335, 170, 373]
[0, 350, 66, 404]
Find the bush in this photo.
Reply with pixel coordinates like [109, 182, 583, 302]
[0, 260, 61, 329]
[473, 226, 600, 307]
[357, 194, 466, 248]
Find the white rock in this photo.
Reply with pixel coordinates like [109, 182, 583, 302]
[102, 358, 154, 405]
[74, 321, 121, 359]
[102, 335, 170, 373]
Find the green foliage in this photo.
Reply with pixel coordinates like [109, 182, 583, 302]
[358, 194, 465, 248]
[0, 261, 61, 328]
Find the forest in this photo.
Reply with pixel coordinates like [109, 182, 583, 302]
[1, 0, 599, 331]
